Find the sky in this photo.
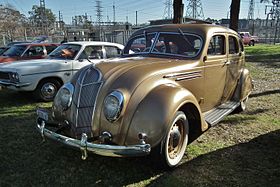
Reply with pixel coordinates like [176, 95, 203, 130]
[0, 0, 271, 24]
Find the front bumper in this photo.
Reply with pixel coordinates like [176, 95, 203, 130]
[0, 80, 31, 88]
[36, 119, 151, 159]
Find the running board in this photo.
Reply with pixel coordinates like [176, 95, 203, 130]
[204, 101, 240, 126]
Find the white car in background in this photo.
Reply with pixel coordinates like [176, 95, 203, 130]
[0, 41, 124, 101]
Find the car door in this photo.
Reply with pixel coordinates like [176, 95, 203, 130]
[22, 45, 46, 60]
[222, 35, 242, 101]
[203, 34, 227, 111]
[73, 45, 104, 73]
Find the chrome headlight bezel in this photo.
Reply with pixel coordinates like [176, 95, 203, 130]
[54, 83, 74, 111]
[9, 72, 19, 83]
[103, 91, 124, 123]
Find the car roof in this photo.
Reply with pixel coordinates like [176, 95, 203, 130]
[131, 24, 238, 38]
[65, 41, 124, 48]
[13, 43, 59, 47]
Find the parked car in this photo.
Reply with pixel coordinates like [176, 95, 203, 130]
[239, 32, 258, 46]
[0, 46, 9, 56]
[0, 43, 59, 63]
[0, 41, 124, 101]
[36, 24, 253, 167]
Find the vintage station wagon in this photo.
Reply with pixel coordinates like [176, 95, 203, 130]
[37, 24, 252, 167]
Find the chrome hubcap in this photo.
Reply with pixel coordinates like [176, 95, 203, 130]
[41, 83, 56, 99]
[168, 120, 184, 159]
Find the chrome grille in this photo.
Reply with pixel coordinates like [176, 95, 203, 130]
[72, 66, 102, 132]
[0, 72, 9, 80]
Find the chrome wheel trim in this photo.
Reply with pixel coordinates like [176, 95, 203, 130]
[240, 96, 248, 111]
[165, 112, 188, 167]
[41, 82, 57, 99]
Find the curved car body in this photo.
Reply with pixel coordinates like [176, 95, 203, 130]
[0, 41, 124, 101]
[36, 24, 253, 167]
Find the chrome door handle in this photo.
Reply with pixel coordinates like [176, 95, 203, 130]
[224, 61, 231, 65]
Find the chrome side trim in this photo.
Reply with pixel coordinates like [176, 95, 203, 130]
[36, 122, 151, 158]
[164, 71, 202, 81]
[0, 81, 31, 88]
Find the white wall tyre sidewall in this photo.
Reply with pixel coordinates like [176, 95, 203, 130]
[164, 111, 189, 167]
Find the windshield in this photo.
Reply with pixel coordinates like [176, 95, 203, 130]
[123, 33, 157, 54]
[2, 45, 27, 57]
[123, 32, 203, 58]
[48, 44, 81, 60]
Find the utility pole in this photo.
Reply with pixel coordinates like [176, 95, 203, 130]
[113, 2, 116, 25]
[248, 0, 255, 34]
[136, 11, 138, 26]
[173, 0, 184, 24]
[185, 0, 204, 20]
[264, 0, 280, 44]
[163, 0, 173, 19]
[40, 0, 47, 35]
[95, 0, 103, 40]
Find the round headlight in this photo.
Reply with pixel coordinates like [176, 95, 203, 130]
[10, 72, 19, 83]
[104, 91, 124, 122]
[54, 83, 74, 111]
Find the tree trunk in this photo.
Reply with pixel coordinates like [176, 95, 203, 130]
[173, 0, 184, 24]
[229, 0, 241, 31]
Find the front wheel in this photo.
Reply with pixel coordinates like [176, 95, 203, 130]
[35, 79, 62, 102]
[161, 111, 189, 167]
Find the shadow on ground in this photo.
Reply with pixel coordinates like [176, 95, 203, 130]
[1, 108, 279, 186]
[149, 129, 280, 186]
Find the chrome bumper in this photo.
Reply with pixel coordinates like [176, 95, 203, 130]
[0, 80, 30, 88]
[36, 120, 151, 159]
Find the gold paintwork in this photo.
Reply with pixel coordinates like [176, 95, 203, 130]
[54, 24, 252, 150]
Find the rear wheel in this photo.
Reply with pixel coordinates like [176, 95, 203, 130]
[35, 79, 62, 102]
[160, 111, 189, 168]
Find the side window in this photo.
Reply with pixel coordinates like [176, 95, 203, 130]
[229, 36, 239, 54]
[208, 35, 225, 55]
[25, 46, 44, 56]
[79, 46, 103, 60]
[104, 46, 121, 58]
[46, 46, 58, 54]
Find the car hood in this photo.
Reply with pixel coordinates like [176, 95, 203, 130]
[0, 56, 17, 63]
[0, 58, 69, 75]
[96, 56, 198, 88]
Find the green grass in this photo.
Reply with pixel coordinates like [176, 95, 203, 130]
[1, 45, 280, 186]
[245, 44, 280, 62]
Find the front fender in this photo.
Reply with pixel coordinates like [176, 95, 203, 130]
[232, 68, 253, 101]
[125, 84, 203, 147]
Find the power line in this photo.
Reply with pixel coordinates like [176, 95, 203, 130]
[185, 0, 204, 19]
[163, 0, 172, 19]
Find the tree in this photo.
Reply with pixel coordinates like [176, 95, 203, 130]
[229, 0, 241, 31]
[0, 4, 26, 42]
[173, 0, 184, 24]
[28, 5, 56, 34]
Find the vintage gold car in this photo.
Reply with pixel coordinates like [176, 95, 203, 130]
[36, 24, 253, 167]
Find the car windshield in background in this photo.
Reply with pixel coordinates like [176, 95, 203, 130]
[2, 45, 27, 57]
[48, 44, 81, 60]
[124, 33, 157, 54]
[123, 32, 203, 58]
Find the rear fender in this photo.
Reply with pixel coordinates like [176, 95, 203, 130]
[232, 68, 253, 101]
